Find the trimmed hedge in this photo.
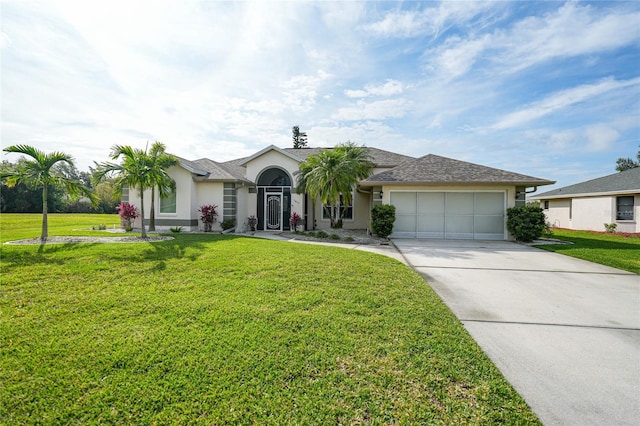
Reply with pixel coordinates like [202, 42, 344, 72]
[506, 204, 550, 242]
[371, 204, 396, 239]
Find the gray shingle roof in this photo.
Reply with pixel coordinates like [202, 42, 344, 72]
[532, 167, 640, 199]
[362, 154, 554, 186]
[175, 156, 250, 183]
[282, 147, 414, 167]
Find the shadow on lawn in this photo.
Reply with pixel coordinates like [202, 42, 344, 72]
[1, 234, 246, 271]
[132, 233, 248, 272]
[544, 235, 640, 251]
[0, 242, 101, 268]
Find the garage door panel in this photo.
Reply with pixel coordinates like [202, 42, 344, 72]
[394, 215, 416, 234]
[417, 214, 445, 232]
[446, 193, 474, 214]
[446, 215, 474, 239]
[418, 192, 445, 214]
[475, 192, 505, 215]
[475, 215, 504, 234]
[390, 191, 506, 240]
[391, 192, 416, 214]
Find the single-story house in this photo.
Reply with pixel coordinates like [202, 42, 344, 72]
[530, 167, 640, 233]
[125, 145, 554, 240]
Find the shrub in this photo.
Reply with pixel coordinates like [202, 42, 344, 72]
[92, 224, 106, 231]
[221, 219, 236, 231]
[316, 230, 329, 238]
[506, 204, 549, 242]
[247, 215, 257, 232]
[344, 236, 355, 242]
[170, 226, 183, 233]
[329, 234, 340, 240]
[371, 204, 396, 239]
[290, 212, 302, 230]
[199, 204, 218, 232]
[116, 202, 139, 230]
[604, 223, 617, 233]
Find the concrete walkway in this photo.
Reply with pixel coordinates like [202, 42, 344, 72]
[392, 239, 640, 426]
[249, 231, 408, 264]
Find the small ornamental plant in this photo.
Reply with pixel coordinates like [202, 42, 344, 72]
[290, 212, 302, 230]
[117, 202, 139, 231]
[248, 215, 257, 232]
[199, 204, 218, 232]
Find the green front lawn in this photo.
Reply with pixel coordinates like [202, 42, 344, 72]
[1, 214, 539, 424]
[536, 229, 640, 274]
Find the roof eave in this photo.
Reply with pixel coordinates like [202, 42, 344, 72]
[238, 144, 301, 166]
[530, 188, 640, 200]
[360, 180, 554, 187]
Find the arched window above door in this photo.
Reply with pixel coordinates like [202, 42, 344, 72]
[257, 168, 291, 186]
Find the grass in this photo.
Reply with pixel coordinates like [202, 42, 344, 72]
[1, 214, 539, 424]
[535, 229, 640, 274]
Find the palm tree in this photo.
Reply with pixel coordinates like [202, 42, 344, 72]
[1, 144, 95, 241]
[297, 142, 374, 228]
[146, 142, 178, 231]
[94, 145, 153, 238]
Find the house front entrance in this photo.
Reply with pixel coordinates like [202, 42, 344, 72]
[256, 168, 292, 231]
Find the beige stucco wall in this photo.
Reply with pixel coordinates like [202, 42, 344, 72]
[195, 181, 225, 231]
[311, 188, 373, 231]
[127, 165, 201, 231]
[241, 150, 305, 230]
[244, 151, 299, 183]
[544, 194, 640, 233]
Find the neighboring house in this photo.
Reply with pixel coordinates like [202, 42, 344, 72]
[530, 167, 640, 233]
[126, 145, 554, 240]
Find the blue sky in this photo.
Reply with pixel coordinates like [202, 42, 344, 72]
[1, 0, 639, 190]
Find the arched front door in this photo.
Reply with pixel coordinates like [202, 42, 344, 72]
[256, 168, 292, 231]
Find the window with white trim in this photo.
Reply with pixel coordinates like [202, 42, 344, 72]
[322, 192, 354, 221]
[616, 196, 634, 221]
[160, 190, 176, 214]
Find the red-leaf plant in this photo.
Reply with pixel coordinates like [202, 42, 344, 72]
[199, 204, 218, 232]
[290, 212, 302, 230]
[117, 202, 139, 230]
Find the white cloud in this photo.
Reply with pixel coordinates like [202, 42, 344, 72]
[280, 70, 333, 113]
[425, 2, 640, 78]
[363, 1, 500, 38]
[585, 125, 620, 152]
[345, 79, 404, 98]
[491, 77, 640, 130]
[332, 99, 411, 121]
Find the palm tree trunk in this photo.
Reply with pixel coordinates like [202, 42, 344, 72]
[139, 185, 147, 238]
[149, 187, 156, 231]
[41, 183, 48, 242]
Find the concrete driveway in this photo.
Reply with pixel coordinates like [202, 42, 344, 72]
[392, 239, 640, 426]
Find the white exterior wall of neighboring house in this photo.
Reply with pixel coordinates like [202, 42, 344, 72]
[544, 199, 571, 229]
[614, 194, 639, 233]
[543, 194, 640, 233]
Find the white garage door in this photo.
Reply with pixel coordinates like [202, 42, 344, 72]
[391, 191, 505, 240]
